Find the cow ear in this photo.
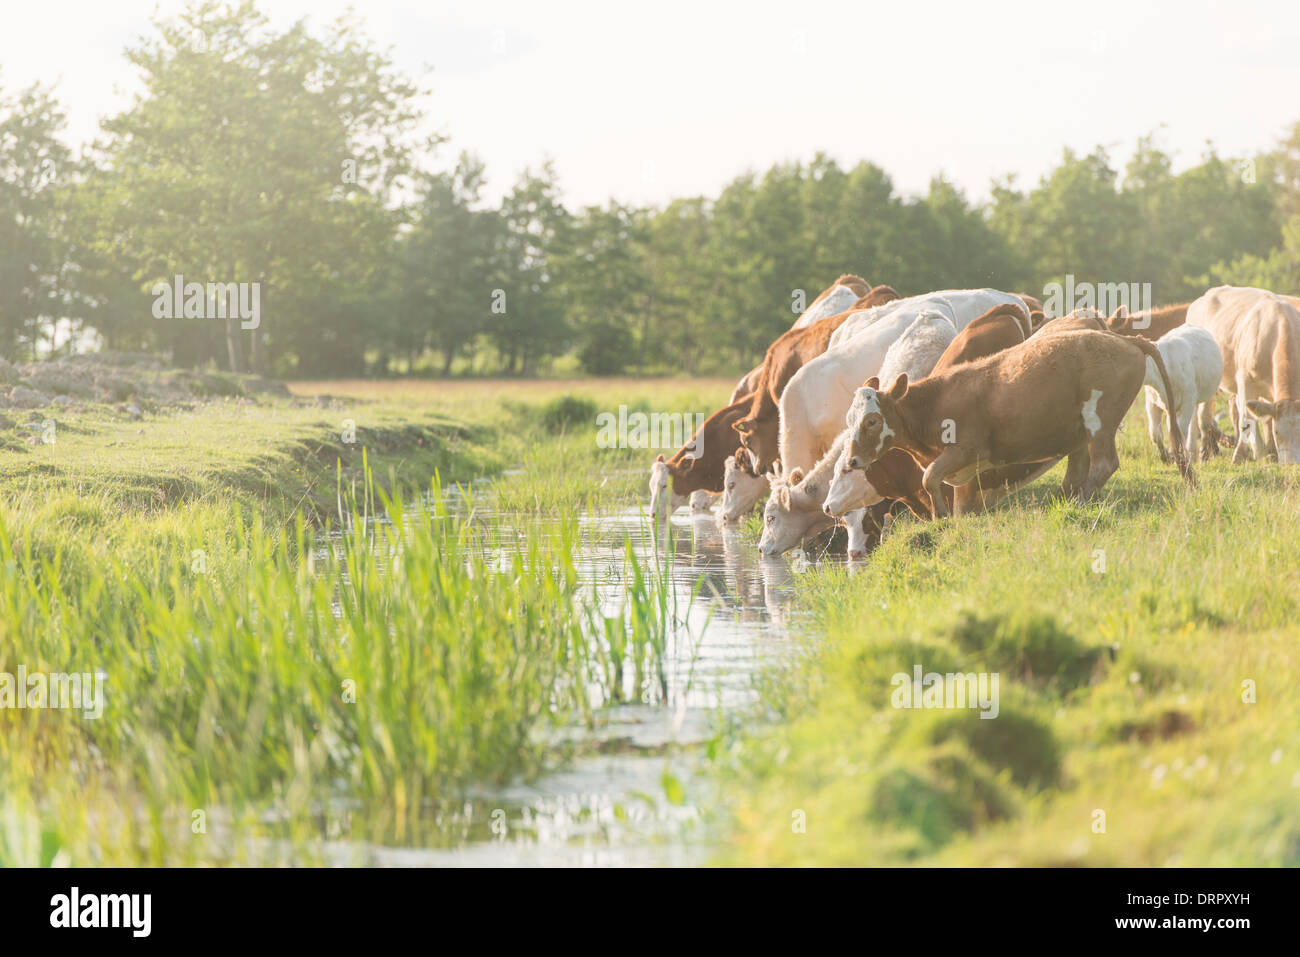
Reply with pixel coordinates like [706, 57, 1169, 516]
[887, 373, 909, 399]
[656, 453, 665, 463]
[1110, 304, 1129, 320]
[864, 376, 881, 391]
[1246, 398, 1277, 419]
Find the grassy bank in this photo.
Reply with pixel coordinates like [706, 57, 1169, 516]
[0, 377, 729, 864]
[715, 416, 1300, 866]
[0, 396, 496, 522]
[6, 370, 1292, 867]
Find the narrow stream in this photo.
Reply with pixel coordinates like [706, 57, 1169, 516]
[324, 484, 845, 867]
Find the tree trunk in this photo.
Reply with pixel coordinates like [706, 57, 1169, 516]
[225, 317, 244, 373]
[250, 327, 267, 375]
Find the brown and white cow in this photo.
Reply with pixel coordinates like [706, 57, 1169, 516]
[1107, 303, 1190, 341]
[726, 275, 873, 404]
[648, 396, 751, 519]
[842, 330, 1194, 517]
[651, 275, 878, 519]
[1015, 293, 1046, 330]
[731, 284, 900, 474]
[1187, 285, 1300, 463]
[822, 302, 1048, 522]
[796, 273, 873, 327]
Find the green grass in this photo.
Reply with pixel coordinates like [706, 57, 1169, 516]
[0, 398, 497, 521]
[713, 411, 1300, 866]
[6, 372, 1293, 866]
[0, 380, 717, 865]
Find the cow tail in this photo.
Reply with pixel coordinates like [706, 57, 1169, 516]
[1120, 335, 1195, 485]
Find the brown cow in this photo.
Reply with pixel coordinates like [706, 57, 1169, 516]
[649, 396, 752, 518]
[843, 330, 1194, 518]
[1107, 303, 1190, 341]
[732, 283, 900, 472]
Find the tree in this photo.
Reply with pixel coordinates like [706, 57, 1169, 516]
[495, 163, 571, 373]
[80, 0, 422, 373]
[399, 154, 504, 375]
[0, 78, 73, 357]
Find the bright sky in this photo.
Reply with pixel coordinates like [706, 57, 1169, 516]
[3, 0, 1299, 208]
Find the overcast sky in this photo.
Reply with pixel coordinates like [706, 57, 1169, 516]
[3, 0, 1299, 208]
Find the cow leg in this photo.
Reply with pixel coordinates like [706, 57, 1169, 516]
[1079, 431, 1121, 502]
[952, 482, 982, 518]
[1260, 417, 1279, 461]
[1185, 403, 1203, 463]
[1196, 402, 1218, 459]
[1233, 386, 1256, 463]
[1144, 390, 1169, 463]
[1061, 446, 1091, 499]
[921, 449, 968, 519]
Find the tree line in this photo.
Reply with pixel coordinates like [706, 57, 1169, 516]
[2, 0, 1298, 378]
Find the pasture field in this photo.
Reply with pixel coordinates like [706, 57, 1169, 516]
[1, 375, 1295, 866]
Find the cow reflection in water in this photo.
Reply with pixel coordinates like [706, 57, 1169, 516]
[650, 512, 795, 627]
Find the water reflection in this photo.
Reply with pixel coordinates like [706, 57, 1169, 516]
[334, 491, 810, 866]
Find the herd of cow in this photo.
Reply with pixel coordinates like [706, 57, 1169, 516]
[648, 277, 1300, 559]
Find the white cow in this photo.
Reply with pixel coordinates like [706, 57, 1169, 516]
[648, 457, 685, 521]
[1141, 325, 1223, 464]
[843, 508, 875, 560]
[795, 278, 870, 329]
[828, 288, 1016, 349]
[756, 452, 880, 559]
[823, 436, 882, 517]
[717, 453, 771, 524]
[688, 489, 717, 512]
[1188, 286, 1300, 463]
[876, 311, 958, 390]
[777, 289, 1027, 474]
[758, 458, 838, 557]
[759, 413, 901, 555]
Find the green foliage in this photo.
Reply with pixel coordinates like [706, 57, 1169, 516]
[537, 394, 599, 434]
[0, 458, 675, 864]
[6, 3, 1300, 378]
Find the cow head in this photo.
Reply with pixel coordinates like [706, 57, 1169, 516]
[757, 464, 833, 557]
[648, 454, 688, 519]
[823, 438, 884, 517]
[1244, 398, 1300, 464]
[718, 450, 770, 523]
[731, 415, 779, 474]
[844, 507, 875, 560]
[688, 489, 715, 512]
[845, 374, 908, 471]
